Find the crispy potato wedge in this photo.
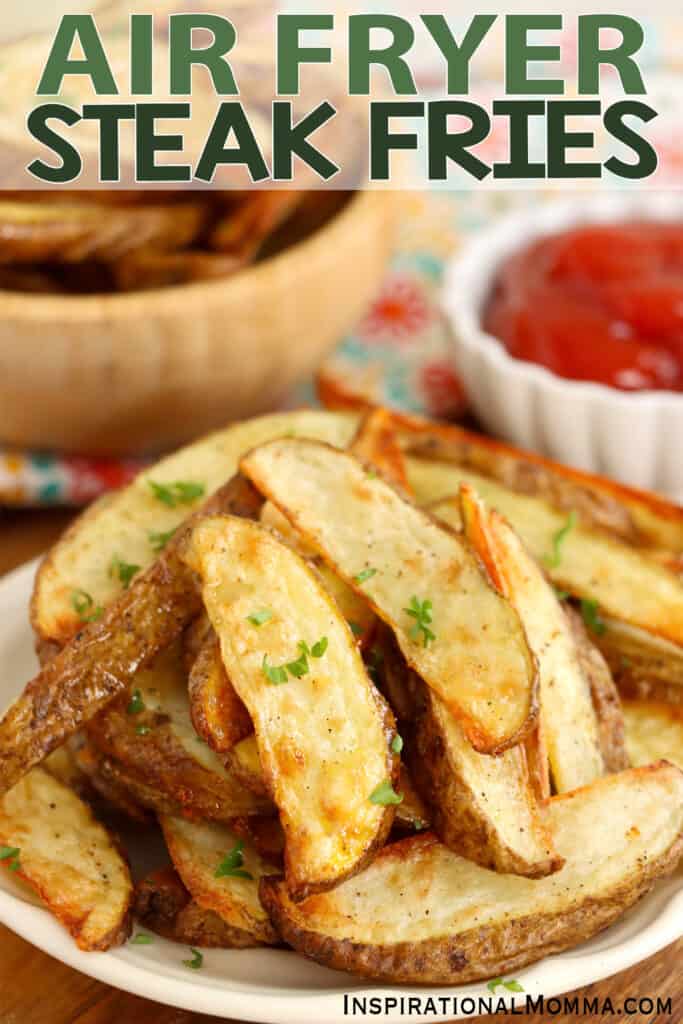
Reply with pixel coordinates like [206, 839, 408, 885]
[209, 190, 303, 259]
[87, 646, 272, 822]
[72, 740, 151, 823]
[184, 516, 397, 901]
[134, 866, 264, 948]
[372, 627, 555, 870]
[0, 473, 262, 796]
[0, 200, 204, 264]
[261, 763, 683, 984]
[240, 439, 538, 755]
[428, 470, 683, 651]
[624, 701, 683, 770]
[160, 814, 279, 945]
[230, 815, 285, 865]
[460, 485, 605, 793]
[0, 768, 132, 950]
[85, 750, 185, 818]
[410, 684, 561, 877]
[397, 418, 683, 551]
[567, 608, 629, 774]
[598, 620, 683, 705]
[350, 408, 412, 494]
[32, 410, 356, 647]
[189, 633, 252, 755]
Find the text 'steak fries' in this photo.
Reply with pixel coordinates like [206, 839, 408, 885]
[182, 515, 398, 901]
[240, 438, 539, 755]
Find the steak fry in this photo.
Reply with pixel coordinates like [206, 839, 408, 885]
[0, 475, 262, 796]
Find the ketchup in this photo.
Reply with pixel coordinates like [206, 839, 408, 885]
[484, 223, 683, 392]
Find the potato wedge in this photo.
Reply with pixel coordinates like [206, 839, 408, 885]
[397, 418, 683, 551]
[87, 646, 272, 822]
[598, 620, 683, 705]
[72, 740, 151, 823]
[134, 866, 263, 948]
[240, 439, 538, 754]
[183, 516, 398, 901]
[0, 768, 133, 950]
[32, 410, 356, 647]
[372, 626, 556, 871]
[0, 199, 205, 264]
[350, 407, 412, 494]
[624, 700, 683, 770]
[0, 473, 262, 796]
[410, 684, 560, 876]
[189, 633, 252, 755]
[261, 763, 683, 984]
[432, 476, 683, 647]
[567, 608, 629, 773]
[460, 485, 605, 793]
[160, 814, 279, 945]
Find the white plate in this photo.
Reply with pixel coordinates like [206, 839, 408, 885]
[1, 559, 682, 1023]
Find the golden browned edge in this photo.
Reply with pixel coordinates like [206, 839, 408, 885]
[87, 750, 187, 818]
[87, 692, 273, 823]
[240, 440, 539, 757]
[30, 493, 115, 648]
[567, 607, 630, 773]
[0, 474, 263, 797]
[372, 405, 683, 551]
[408, 679, 561, 879]
[188, 632, 253, 755]
[260, 763, 683, 985]
[134, 867, 267, 949]
[9, 788, 134, 952]
[71, 739, 151, 823]
[181, 611, 213, 673]
[600, 630, 683, 706]
[350, 408, 412, 494]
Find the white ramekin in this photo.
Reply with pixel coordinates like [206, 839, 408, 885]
[442, 193, 683, 500]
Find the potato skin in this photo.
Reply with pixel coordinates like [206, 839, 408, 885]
[567, 607, 629, 773]
[0, 474, 263, 797]
[135, 867, 265, 948]
[261, 820, 683, 985]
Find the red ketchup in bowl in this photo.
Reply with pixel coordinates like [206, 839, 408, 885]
[484, 223, 683, 392]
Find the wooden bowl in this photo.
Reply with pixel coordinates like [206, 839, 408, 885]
[0, 190, 394, 456]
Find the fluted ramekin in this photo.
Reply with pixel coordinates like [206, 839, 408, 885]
[442, 194, 683, 500]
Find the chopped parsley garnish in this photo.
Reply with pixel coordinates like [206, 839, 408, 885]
[369, 780, 403, 806]
[487, 977, 524, 993]
[127, 689, 145, 715]
[214, 840, 253, 880]
[354, 567, 377, 585]
[0, 846, 20, 872]
[148, 528, 176, 552]
[404, 596, 436, 647]
[391, 734, 403, 755]
[70, 589, 103, 623]
[349, 621, 363, 638]
[553, 586, 570, 602]
[183, 947, 203, 970]
[131, 932, 153, 945]
[262, 638, 328, 685]
[544, 511, 577, 569]
[135, 724, 151, 736]
[109, 554, 141, 590]
[580, 598, 606, 636]
[247, 609, 273, 627]
[148, 479, 205, 508]
[262, 656, 288, 685]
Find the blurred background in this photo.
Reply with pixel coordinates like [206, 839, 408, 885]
[0, 2, 681, 507]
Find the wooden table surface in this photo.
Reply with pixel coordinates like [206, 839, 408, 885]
[0, 506, 680, 1024]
